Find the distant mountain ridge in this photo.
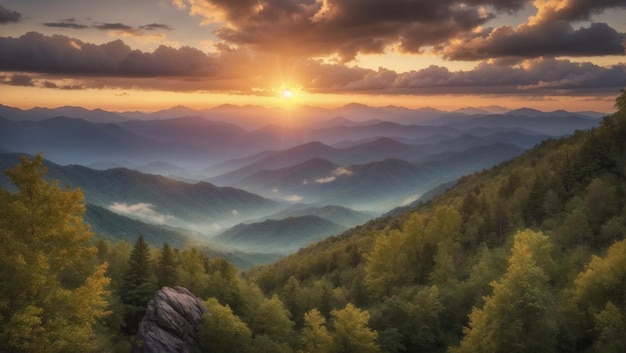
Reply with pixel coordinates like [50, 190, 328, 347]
[0, 153, 281, 233]
[0, 102, 603, 169]
[214, 215, 347, 253]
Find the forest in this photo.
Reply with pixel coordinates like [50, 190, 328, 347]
[1, 90, 625, 353]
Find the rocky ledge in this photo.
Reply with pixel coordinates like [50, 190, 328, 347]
[133, 286, 207, 353]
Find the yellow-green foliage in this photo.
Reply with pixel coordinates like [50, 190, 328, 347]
[0, 154, 111, 353]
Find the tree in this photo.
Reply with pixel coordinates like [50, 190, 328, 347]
[571, 239, 626, 351]
[0, 154, 111, 352]
[301, 309, 333, 353]
[615, 88, 626, 112]
[177, 247, 210, 298]
[452, 230, 557, 353]
[364, 230, 410, 297]
[195, 298, 253, 353]
[156, 242, 178, 288]
[247, 294, 295, 343]
[281, 276, 305, 326]
[331, 303, 380, 353]
[118, 234, 156, 335]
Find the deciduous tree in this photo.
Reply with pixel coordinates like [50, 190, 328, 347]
[0, 154, 111, 352]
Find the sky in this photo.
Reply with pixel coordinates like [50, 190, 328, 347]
[1, 0, 625, 112]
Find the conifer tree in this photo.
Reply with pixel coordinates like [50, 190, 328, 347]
[0, 154, 111, 352]
[119, 234, 156, 334]
[156, 242, 178, 288]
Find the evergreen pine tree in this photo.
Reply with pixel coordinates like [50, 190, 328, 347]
[156, 242, 178, 288]
[119, 234, 156, 335]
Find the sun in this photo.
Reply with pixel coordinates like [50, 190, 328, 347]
[282, 88, 294, 100]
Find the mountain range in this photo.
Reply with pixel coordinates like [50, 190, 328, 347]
[0, 102, 607, 259]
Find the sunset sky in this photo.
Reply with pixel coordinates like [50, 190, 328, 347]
[1, 0, 625, 112]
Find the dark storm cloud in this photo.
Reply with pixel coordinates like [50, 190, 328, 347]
[43, 18, 89, 29]
[444, 21, 626, 60]
[0, 32, 219, 77]
[0, 5, 21, 24]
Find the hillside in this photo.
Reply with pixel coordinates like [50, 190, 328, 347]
[242, 97, 625, 352]
[262, 204, 374, 228]
[214, 215, 347, 253]
[84, 204, 198, 248]
[0, 153, 281, 232]
[230, 143, 523, 211]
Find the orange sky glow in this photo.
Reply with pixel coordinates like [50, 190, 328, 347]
[1, 0, 625, 113]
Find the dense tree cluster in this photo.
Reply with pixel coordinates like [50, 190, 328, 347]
[0, 90, 625, 352]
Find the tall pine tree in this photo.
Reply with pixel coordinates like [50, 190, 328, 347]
[156, 242, 178, 288]
[119, 234, 156, 335]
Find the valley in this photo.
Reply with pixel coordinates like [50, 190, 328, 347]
[0, 103, 604, 260]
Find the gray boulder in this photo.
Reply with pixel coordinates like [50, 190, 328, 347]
[133, 286, 207, 353]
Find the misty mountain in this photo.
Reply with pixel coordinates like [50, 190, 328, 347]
[0, 116, 184, 165]
[262, 204, 374, 228]
[211, 130, 538, 186]
[210, 142, 339, 185]
[0, 103, 603, 170]
[84, 204, 198, 248]
[120, 116, 247, 146]
[84, 204, 280, 268]
[0, 153, 281, 232]
[214, 215, 347, 253]
[432, 112, 601, 135]
[135, 161, 187, 175]
[0, 103, 129, 123]
[230, 142, 524, 211]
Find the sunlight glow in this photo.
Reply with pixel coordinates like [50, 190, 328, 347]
[282, 89, 294, 100]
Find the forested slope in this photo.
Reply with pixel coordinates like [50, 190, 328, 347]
[244, 92, 626, 353]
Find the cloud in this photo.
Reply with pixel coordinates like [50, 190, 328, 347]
[171, 0, 626, 62]
[1, 32, 623, 96]
[0, 5, 21, 24]
[315, 176, 336, 183]
[529, 0, 626, 24]
[316, 166, 353, 183]
[299, 57, 626, 95]
[93, 22, 174, 38]
[282, 194, 303, 202]
[43, 18, 89, 29]
[140, 23, 174, 31]
[108, 202, 176, 224]
[443, 21, 626, 61]
[0, 32, 219, 77]
[8, 74, 34, 86]
[93, 22, 135, 32]
[441, 0, 626, 61]
[174, 0, 524, 61]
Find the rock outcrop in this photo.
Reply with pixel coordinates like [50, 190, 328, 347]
[133, 286, 207, 353]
